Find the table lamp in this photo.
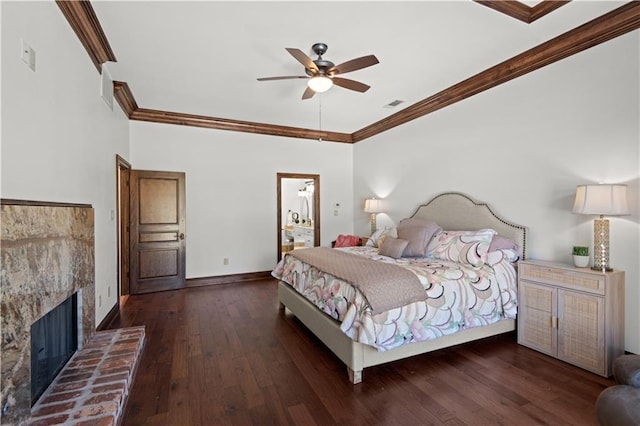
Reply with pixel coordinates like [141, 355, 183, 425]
[572, 184, 629, 271]
[364, 198, 382, 235]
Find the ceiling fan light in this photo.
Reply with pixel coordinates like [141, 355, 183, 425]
[307, 76, 333, 93]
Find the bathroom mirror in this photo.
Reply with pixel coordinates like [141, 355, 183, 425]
[277, 173, 320, 262]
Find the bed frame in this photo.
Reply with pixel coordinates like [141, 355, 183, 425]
[278, 192, 527, 384]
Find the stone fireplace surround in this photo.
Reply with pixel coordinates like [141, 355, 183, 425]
[1, 201, 96, 424]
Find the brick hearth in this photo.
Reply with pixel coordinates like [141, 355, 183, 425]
[30, 326, 145, 425]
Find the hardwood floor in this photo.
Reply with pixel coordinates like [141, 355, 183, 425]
[109, 278, 614, 425]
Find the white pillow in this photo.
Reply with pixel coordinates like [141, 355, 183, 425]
[366, 227, 389, 247]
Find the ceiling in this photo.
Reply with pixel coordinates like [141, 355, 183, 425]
[91, 1, 626, 136]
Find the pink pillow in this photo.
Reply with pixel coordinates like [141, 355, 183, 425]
[489, 235, 518, 253]
[378, 237, 409, 259]
[334, 234, 361, 248]
[396, 218, 441, 257]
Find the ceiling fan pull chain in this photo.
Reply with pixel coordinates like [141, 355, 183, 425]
[318, 95, 323, 142]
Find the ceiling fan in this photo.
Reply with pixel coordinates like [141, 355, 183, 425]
[257, 43, 379, 100]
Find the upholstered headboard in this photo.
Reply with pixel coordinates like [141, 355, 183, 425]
[411, 192, 527, 260]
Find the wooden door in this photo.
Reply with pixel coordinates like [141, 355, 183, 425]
[130, 170, 186, 294]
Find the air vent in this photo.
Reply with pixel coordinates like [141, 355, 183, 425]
[384, 100, 404, 108]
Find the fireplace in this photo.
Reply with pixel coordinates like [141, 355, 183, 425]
[1, 201, 95, 425]
[30, 292, 79, 406]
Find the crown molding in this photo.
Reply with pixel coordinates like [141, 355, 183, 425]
[126, 107, 352, 144]
[113, 82, 351, 143]
[113, 81, 138, 118]
[129, 108, 353, 143]
[529, 1, 572, 23]
[56, 0, 116, 72]
[474, 1, 571, 24]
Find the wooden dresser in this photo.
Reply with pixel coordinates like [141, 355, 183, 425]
[517, 260, 625, 377]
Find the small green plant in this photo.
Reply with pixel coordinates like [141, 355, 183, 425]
[572, 246, 589, 256]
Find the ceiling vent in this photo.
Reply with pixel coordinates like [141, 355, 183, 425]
[384, 100, 404, 108]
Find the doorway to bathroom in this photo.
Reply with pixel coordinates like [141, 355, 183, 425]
[276, 173, 320, 261]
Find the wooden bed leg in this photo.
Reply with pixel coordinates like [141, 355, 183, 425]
[348, 368, 362, 384]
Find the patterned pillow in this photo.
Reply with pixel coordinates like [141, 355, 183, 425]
[426, 229, 496, 267]
[485, 248, 520, 265]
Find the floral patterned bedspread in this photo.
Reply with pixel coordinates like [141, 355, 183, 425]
[272, 246, 518, 352]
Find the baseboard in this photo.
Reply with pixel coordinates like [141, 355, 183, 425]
[96, 301, 119, 331]
[186, 271, 272, 288]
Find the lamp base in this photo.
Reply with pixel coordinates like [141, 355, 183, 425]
[592, 216, 611, 272]
[370, 213, 377, 236]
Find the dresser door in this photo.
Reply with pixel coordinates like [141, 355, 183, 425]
[518, 281, 557, 356]
[557, 289, 605, 375]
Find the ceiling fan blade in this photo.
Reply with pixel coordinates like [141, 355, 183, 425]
[286, 48, 319, 72]
[332, 77, 370, 93]
[257, 76, 308, 81]
[302, 86, 316, 100]
[330, 55, 379, 75]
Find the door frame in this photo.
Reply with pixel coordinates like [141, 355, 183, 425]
[277, 173, 320, 262]
[116, 155, 131, 303]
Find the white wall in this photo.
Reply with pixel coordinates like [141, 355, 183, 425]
[1, 2, 130, 324]
[354, 32, 640, 353]
[130, 122, 354, 278]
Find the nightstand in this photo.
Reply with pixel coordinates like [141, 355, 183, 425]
[517, 260, 625, 377]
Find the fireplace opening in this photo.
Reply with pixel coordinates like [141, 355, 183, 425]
[30, 292, 78, 406]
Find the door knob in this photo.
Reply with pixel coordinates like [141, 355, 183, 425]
[179, 233, 185, 240]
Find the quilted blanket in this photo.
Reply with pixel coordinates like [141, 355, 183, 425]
[288, 247, 424, 315]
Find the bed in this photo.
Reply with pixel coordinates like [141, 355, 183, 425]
[273, 192, 527, 384]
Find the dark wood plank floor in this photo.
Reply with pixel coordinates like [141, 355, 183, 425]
[109, 278, 614, 425]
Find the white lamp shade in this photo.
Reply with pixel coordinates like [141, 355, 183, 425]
[307, 76, 333, 93]
[572, 184, 629, 216]
[364, 198, 382, 213]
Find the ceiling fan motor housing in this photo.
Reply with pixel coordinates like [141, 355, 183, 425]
[306, 59, 335, 76]
[311, 42, 328, 57]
